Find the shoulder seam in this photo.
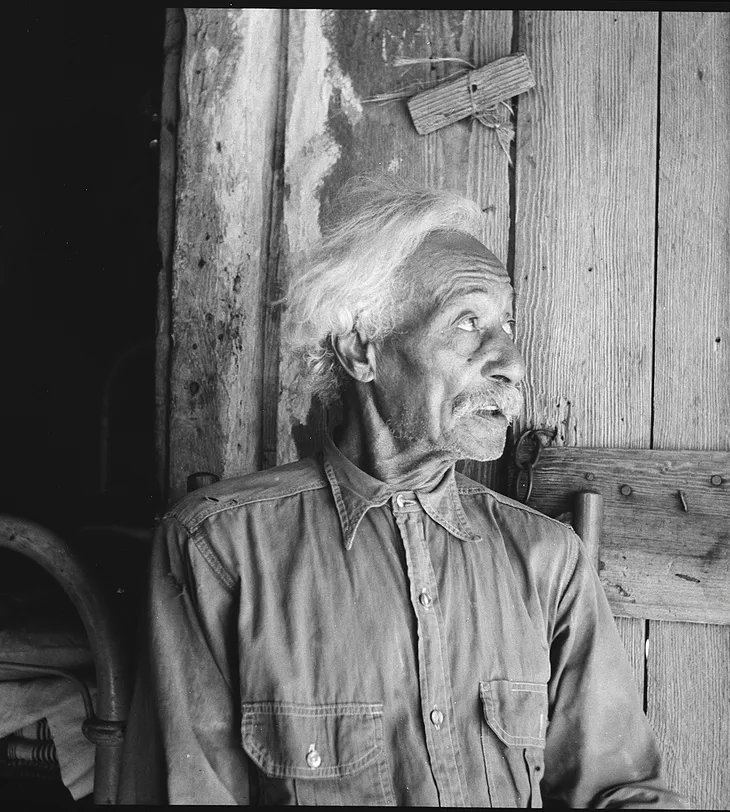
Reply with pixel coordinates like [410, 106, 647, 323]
[162, 515, 237, 594]
[169, 480, 328, 534]
[463, 488, 576, 533]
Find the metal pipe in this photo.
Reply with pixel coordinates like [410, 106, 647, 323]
[573, 491, 603, 571]
[0, 515, 129, 804]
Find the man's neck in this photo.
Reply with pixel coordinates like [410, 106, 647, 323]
[334, 399, 454, 492]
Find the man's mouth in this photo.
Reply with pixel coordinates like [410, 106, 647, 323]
[474, 408, 504, 419]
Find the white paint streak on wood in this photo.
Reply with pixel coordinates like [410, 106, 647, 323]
[276, 9, 361, 464]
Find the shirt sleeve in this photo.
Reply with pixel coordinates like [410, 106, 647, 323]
[117, 515, 252, 804]
[542, 534, 687, 809]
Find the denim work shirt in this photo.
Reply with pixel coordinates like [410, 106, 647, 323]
[118, 436, 684, 807]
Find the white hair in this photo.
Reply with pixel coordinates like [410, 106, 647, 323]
[282, 174, 486, 405]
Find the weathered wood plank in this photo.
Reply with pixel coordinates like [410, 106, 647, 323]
[167, 9, 283, 503]
[277, 10, 515, 472]
[614, 616, 646, 702]
[654, 12, 730, 453]
[155, 9, 184, 509]
[514, 8, 657, 716]
[522, 447, 730, 624]
[407, 52, 535, 135]
[515, 11, 659, 448]
[649, 13, 730, 809]
[260, 10, 290, 471]
[647, 621, 730, 809]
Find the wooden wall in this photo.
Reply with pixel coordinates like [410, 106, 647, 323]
[159, 10, 729, 808]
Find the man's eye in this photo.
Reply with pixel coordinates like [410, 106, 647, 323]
[457, 317, 480, 332]
[502, 319, 516, 336]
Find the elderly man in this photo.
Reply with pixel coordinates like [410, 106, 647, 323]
[119, 176, 684, 807]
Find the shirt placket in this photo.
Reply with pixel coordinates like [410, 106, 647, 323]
[393, 492, 469, 807]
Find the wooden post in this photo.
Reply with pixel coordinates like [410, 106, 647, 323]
[155, 8, 184, 512]
[166, 9, 285, 504]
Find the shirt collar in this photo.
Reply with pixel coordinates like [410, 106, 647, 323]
[322, 434, 482, 550]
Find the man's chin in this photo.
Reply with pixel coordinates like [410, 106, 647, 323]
[442, 417, 509, 462]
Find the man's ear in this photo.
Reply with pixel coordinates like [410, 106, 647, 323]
[332, 330, 377, 383]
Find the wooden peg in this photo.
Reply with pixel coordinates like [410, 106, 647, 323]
[407, 52, 535, 136]
[573, 491, 603, 571]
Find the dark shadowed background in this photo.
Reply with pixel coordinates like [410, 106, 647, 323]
[1, 8, 165, 534]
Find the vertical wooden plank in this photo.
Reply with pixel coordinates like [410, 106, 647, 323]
[614, 616, 645, 700]
[156, 8, 184, 509]
[515, 11, 658, 449]
[167, 9, 283, 503]
[277, 9, 515, 469]
[650, 13, 730, 809]
[647, 622, 730, 808]
[654, 12, 730, 453]
[515, 10, 659, 699]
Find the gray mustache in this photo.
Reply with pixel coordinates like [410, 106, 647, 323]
[452, 383, 524, 421]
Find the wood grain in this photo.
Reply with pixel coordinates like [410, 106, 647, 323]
[167, 9, 283, 503]
[614, 616, 646, 702]
[654, 12, 730, 453]
[155, 9, 185, 509]
[522, 447, 730, 624]
[514, 8, 658, 720]
[647, 621, 730, 809]
[276, 10, 515, 473]
[649, 13, 730, 809]
[407, 53, 535, 135]
[515, 11, 658, 449]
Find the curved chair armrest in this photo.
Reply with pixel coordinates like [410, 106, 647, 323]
[0, 514, 129, 804]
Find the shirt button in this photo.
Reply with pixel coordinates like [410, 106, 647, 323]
[419, 589, 433, 608]
[306, 745, 321, 769]
[396, 493, 406, 508]
[430, 708, 444, 728]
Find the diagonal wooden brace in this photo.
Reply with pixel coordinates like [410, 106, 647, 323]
[407, 52, 535, 136]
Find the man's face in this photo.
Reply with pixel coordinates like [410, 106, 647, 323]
[372, 230, 526, 462]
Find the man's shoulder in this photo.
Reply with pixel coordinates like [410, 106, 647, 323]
[456, 471, 572, 534]
[455, 469, 581, 583]
[166, 457, 328, 532]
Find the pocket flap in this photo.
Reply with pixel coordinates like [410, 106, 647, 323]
[480, 680, 548, 748]
[240, 701, 384, 779]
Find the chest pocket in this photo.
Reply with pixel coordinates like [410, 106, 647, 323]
[240, 701, 395, 806]
[479, 680, 548, 808]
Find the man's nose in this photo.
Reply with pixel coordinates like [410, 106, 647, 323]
[480, 332, 526, 386]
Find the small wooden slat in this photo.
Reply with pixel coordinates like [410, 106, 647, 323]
[407, 52, 535, 135]
[648, 621, 730, 809]
[521, 447, 730, 624]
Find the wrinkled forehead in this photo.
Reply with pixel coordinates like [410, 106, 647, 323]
[400, 229, 512, 302]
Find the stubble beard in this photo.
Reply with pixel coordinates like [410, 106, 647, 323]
[386, 382, 522, 463]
